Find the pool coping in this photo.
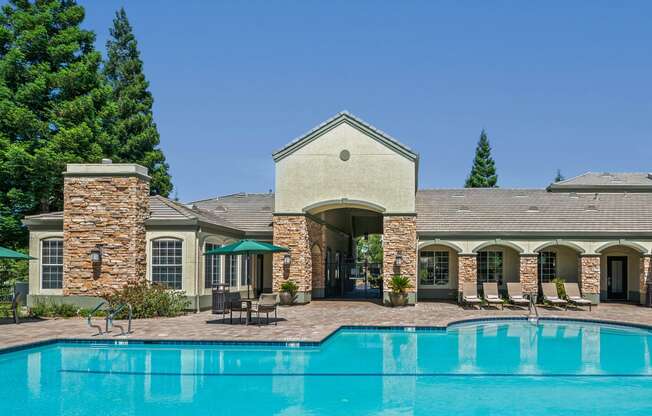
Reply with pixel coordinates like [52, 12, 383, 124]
[2, 315, 651, 355]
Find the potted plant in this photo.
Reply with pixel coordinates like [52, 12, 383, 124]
[279, 280, 298, 305]
[387, 275, 413, 307]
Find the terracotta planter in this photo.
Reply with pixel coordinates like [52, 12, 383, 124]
[389, 292, 408, 307]
[279, 292, 294, 305]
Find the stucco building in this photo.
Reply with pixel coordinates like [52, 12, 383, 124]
[24, 112, 652, 308]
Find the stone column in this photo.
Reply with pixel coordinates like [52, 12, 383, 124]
[639, 255, 651, 305]
[578, 255, 601, 304]
[457, 254, 477, 302]
[382, 215, 417, 305]
[272, 215, 312, 303]
[307, 217, 326, 299]
[519, 254, 538, 296]
[63, 162, 150, 297]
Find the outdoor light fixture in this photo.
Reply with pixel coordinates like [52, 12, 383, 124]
[283, 253, 292, 266]
[394, 252, 403, 267]
[90, 245, 103, 264]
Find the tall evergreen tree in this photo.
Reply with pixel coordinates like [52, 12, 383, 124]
[0, 0, 113, 248]
[554, 169, 565, 182]
[464, 129, 498, 188]
[104, 8, 171, 196]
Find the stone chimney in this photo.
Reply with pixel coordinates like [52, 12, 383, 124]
[62, 161, 150, 296]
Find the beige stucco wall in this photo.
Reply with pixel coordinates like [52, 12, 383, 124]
[197, 232, 240, 296]
[28, 229, 64, 296]
[275, 122, 416, 214]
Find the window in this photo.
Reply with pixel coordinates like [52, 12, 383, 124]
[477, 251, 503, 283]
[240, 255, 251, 286]
[41, 239, 63, 289]
[225, 255, 238, 288]
[204, 243, 222, 288]
[419, 251, 449, 286]
[539, 251, 556, 282]
[151, 239, 183, 289]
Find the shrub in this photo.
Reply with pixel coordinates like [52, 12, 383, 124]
[104, 280, 189, 319]
[388, 275, 413, 294]
[280, 280, 299, 297]
[29, 301, 79, 318]
[552, 277, 566, 298]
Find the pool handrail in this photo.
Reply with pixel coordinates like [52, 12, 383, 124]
[87, 301, 106, 335]
[106, 303, 132, 335]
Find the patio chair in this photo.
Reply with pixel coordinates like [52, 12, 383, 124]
[461, 282, 482, 308]
[483, 282, 504, 309]
[564, 283, 592, 311]
[541, 282, 567, 309]
[252, 293, 278, 326]
[228, 292, 248, 324]
[506, 283, 530, 308]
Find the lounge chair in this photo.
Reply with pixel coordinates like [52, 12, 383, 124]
[252, 293, 278, 325]
[228, 292, 248, 324]
[564, 283, 592, 311]
[483, 282, 504, 309]
[541, 282, 567, 309]
[461, 282, 482, 308]
[506, 282, 530, 308]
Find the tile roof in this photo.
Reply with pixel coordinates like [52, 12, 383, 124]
[416, 188, 652, 235]
[190, 193, 274, 234]
[548, 172, 652, 191]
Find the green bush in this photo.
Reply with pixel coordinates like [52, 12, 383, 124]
[388, 275, 413, 294]
[104, 280, 189, 319]
[29, 301, 79, 318]
[280, 280, 299, 297]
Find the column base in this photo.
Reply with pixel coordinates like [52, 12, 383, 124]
[382, 291, 416, 306]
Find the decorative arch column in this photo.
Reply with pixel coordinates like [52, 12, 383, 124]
[519, 254, 539, 296]
[382, 215, 417, 305]
[457, 254, 477, 302]
[639, 255, 651, 305]
[578, 254, 601, 304]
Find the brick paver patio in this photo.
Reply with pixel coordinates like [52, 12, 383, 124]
[1, 300, 651, 352]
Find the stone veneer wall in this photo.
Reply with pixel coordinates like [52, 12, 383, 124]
[307, 217, 325, 297]
[63, 175, 149, 296]
[272, 215, 312, 301]
[382, 216, 417, 302]
[519, 255, 538, 295]
[578, 255, 600, 303]
[639, 256, 651, 305]
[458, 254, 477, 301]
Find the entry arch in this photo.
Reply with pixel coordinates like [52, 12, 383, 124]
[533, 240, 585, 254]
[472, 239, 525, 254]
[303, 198, 386, 215]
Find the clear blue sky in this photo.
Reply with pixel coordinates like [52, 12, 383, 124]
[79, 0, 652, 202]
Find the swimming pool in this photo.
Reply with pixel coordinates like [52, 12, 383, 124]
[1, 319, 651, 415]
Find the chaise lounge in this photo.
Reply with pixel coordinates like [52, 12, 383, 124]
[541, 282, 567, 309]
[483, 282, 504, 309]
[506, 282, 530, 308]
[461, 282, 482, 308]
[564, 283, 593, 311]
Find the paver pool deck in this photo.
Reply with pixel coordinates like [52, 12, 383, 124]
[1, 301, 651, 351]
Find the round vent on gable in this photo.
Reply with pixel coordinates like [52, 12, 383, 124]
[339, 150, 350, 161]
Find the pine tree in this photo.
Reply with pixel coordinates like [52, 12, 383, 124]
[104, 8, 172, 196]
[464, 129, 498, 188]
[0, 0, 113, 247]
[554, 169, 565, 182]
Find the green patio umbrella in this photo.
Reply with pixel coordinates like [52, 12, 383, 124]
[0, 246, 34, 260]
[204, 240, 289, 298]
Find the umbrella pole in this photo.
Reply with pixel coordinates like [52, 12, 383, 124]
[246, 253, 250, 299]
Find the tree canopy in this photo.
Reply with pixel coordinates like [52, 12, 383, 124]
[464, 129, 498, 188]
[104, 7, 171, 196]
[0, 1, 172, 249]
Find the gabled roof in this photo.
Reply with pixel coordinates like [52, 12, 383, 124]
[190, 192, 274, 235]
[149, 195, 243, 233]
[272, 111, 419, 162]
[548, 172, 652, 192]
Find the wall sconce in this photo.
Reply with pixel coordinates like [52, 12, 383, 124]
[283, 253, 292, 266]
[90, 244, 103, 264]
[394, 252, 403, 267]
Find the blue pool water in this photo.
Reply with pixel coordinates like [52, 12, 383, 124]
[1, 319, 651, 415]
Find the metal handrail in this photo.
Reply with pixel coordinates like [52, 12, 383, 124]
[11, 292, 20, 324]
[527, 294, 539, 324]
[106, 303, 132, 335]
[87, 302, 106, 335]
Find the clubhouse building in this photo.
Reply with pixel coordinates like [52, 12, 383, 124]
[24, 112, 652, 308]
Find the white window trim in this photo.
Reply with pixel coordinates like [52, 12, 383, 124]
[40, 238, 64, 291]
[150, 238, 184, 290]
